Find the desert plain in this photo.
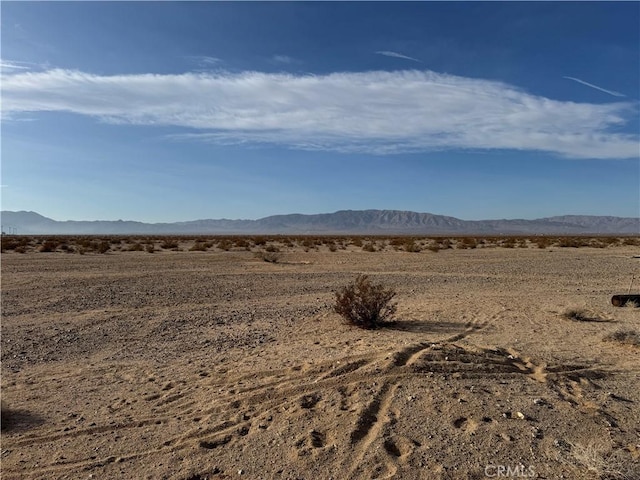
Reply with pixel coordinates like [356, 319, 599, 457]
[1, 237, 639, 480]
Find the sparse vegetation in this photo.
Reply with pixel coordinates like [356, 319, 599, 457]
[160, 239, 179, 249]
[603, 329, 640, 348]
[403, 239, 421, 252]
[563, 440, 638, 480]
[561, 307, 610, 323]
[255, 250, 282, 263]
[362, 242, 376, 252]
[334, 275, 397, 329]
[1, 234, 638, 255]
[189, 242, 208, 251]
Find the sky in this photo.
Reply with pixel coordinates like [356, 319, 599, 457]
[1, 2, 639, 223]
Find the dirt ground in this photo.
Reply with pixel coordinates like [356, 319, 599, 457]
[2, 242, 639, 479]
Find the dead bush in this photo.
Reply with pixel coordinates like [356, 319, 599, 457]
[362, 242, 376, 252]
[160, 239, 179, 249]
[561, 307, 610, 323]
[128, 242, 144, 251]
[255, 251, 281, 263]
[334, 275, 397, 329]
[561, 439, 639, 480]
[603, 329, 640, 348]
[39, 240, 58, 252]
[190, 242, 208, 251]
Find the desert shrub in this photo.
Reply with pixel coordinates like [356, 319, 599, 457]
[39, 240, 58, 252]
[351, 237, 363, 247]
[588, 239, 607, 248]
[97, 241, 110, 254]
[128, 242, 144, 251]
[217, 239, 232, 251]
[253, 236, 267, 246]
[362, 242, 376, 252]
[455, 237, 477, 249]
[255, 250, 281, 263]
[234, 238, 250, 249]
[77, 238, 92, 248]
[603, 329, 640, 348]
[557, 237, 590, 248]
[334, 275, 397, 329]
[561, 307, 609, 323]
[1, 237, 24, 251]
[160, 239, 178, 249]
[499, 238, 515, 249]
[145, 244, 155, 253]
[328, 243, 338, 252]
[404, 240, 421, 252]
[265, 244, 280, 253]
[426, 241, 440, 252]
[190, 242, 208, 251]
[389, 238, 405, 250]
[535, 237, 552, 249]
[622, 237, 640, 246]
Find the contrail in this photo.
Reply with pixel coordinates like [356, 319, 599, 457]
[376, 51, 422, 63]
[0, 61, 29, 70]
[563, 76, 625, 97]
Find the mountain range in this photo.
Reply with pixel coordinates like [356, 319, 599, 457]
[1, 210, 638, 235]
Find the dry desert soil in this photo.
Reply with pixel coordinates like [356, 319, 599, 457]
[2, 240, 640, 479]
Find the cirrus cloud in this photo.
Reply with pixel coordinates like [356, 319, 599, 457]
[1, 68, 638, 159]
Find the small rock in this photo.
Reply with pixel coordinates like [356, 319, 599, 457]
[515, 411, 526, 420]
[238, 469, 244, 475]
[500, 433, 513, 442]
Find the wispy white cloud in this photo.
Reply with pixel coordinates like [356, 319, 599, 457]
[0, 60, 35, 71]
[376, 51, 422, 63]
[186, 55, 222, 69]
[563, 76, 626, 98]
[2, 68, 638, 159]
[272, 55, 295, 64]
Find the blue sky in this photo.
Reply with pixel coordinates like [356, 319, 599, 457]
[1, 2, 639, 222]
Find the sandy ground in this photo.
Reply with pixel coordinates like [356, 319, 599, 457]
[1, 244, 639, 479]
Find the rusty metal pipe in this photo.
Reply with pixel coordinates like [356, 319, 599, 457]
[611, 294, 640, 307]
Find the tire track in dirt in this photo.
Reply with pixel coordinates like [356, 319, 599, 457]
[5, 328, 617, 479]
[345, 380, 400, 479]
